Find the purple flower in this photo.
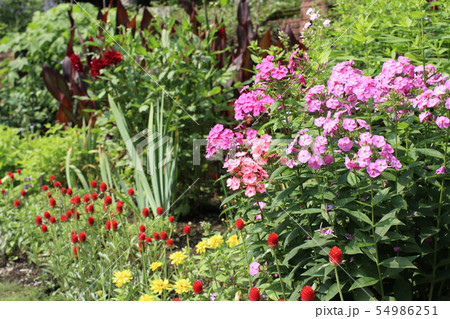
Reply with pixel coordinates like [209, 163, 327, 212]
[393, 247, 402, 252]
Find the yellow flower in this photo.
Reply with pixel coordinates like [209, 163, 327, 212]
[97, 290, 103, 296]
[173, 279, 191, 294]
[150, 261, 163, 271]
[226, 234, 239, 248]
[150, 279, 170, 294]
[196, 240, 208, 254]
[207, 234, 224, 249]
[112, 269, 133, 288]
[138, 294, 156, 301]
[170, 251, 187, 266]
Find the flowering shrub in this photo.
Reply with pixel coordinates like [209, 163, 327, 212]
[207, 45, 450, 300]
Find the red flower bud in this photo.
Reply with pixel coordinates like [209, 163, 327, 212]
[104, 196, 112, 206]
[91, 192, 98, 200]
[142, 207, 150, 217]
[156, 207, 163, 215]
[87, 216, 94, 225]
[40, 224, 48, 233]
[79, 232, 86, 242]
[168, 216, 174, 223]
[249, 287, 260, 301]
[71, 234, 79, 244]
[112, 220, 118, 230]
[14, 200, 20, 208]
[42, 185, 48, 191]
[73, 245, 79, 257]
[47, 192, 52, 198]
[128, 188, 134, 195]
[166, 239, 173, 247]
[100, 182, 107, 192]
[49, 175, 55, 182]
[300, 286, 315, 301]
[329, 246, 342, 265]
[49, 198, 56, 207]
[54, 181, 61, 188]
[83, 194, 90, 203]
[36, 216, 42, 225]
[193, 280, 203, 294]
[138, 232, 146, 241]
[160, 231, 167, 240]
[88, 204, 94, 213]
[21, 189, 27, 196]
[60, 214, 67, 222]
[67, 188, 73, 196]
[183, 225, 191, 235]
[235, 219, 244, 230]
[145, 237, 152, 244]
[61, 187, 67, 195]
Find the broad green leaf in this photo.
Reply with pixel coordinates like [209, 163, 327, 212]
[380, 256, 417, 269]
[349, 277, 379, 291]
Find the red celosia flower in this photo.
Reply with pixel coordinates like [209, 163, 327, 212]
[160, 231, 167, 240]
[100, 182, 107, 192]
[87, 216, 94, 225]
[79, 232, 86, 242]
[112, 220, 118, 230]
[153, 232, 160, 240]
[41, 224, 48, 233]
[142, 207, 150, 217]
[42, 185, 48, 191]
[145, 237, 152, 244]
[44, 211, 51, 219]
[166, 239, 173, 247]
[49, 175, 55, 182]
[88, 204, 94, 213]
[21, 189, 27, 196]
[173, 298, 181, 301]
[249, 287, 260, 301]
[267, 233, 279, 248]
[49, 216, 56, 224]
[235, 219, 244, 230]
[168, 216, 174, 223]
[138, 232, 146, 241]
[54, 181, 62, 188]
[300, 286, 315, 301]
[128, 188, 134, 196]
[139, 225, 146, 232]
[61, 187, 67, 195]
[329, 246, 343, 265]
[91, 192, 98, 200]
[183, 225, 191, 235]
[36, 216, 42, 225]
[70, 53, 83, 72]
[156, 207, 163, 215]
[71, 234, 79, 244]
[90, 180, 97, 188]
[14, 200, 20, 208]
[73, 245, 79, 257]
[103, 50, 122, 65]
[192, 280, 203, 294]
[104, 196, 112, 206]
[83, 194, 90, 203]
[67, 188, 73, 196]
[60, 214, 67, 222]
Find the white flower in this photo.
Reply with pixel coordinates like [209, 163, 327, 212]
[306, 8, 314, 16]
[310, 13, 319, 21]
[304, 22, 312, 30]
[323, 19, 331, 27]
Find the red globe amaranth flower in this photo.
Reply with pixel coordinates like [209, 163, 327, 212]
[87, 216, 94, 225]
[153, 232, 160, 241]
[103, 50, 122, 65]
[54, 181, 62, 188]
[83, 194, 90, 203]
[112, 220, 118, 230]
[88, 204, 94, 213]
[168, 216, 174, 223]
[173, 298, 181, 301]
[71, 195, 81, 205]
[156, 207, 163, 215]
[20, 189, 27, 196]
[142, 207, 150, 217]
[235, 219, 244, 230]
[104, 196, 112, 206]
[166, 239, 173, 247]
[17, 168, 21, 174]
[42, 185, 48, 191]
[14, 200, 20, 208]
[47, 192, 52, 198]
[40, 224, 48, 233]
[300, 286, 315, 301]
[90, 180, 97, 188]
[73, 245, 79, 257]
[79, 232, 86, 242]
[329, 246, 343, 265]
[128, 188, 134, 196]
[61, 187, 67, 195]
[278, 299, 285, 301]
[116, 201, 123, 213]
[67, 188, 73, 196]
[139, 225, 146, 232]
[71, 234, 79, 244]
[36, 216, 42, 225]
[160, 231, 168, 240]
[183, 225, 191, 235]
[192, 280, 203, 294]
[145, 237, 152, 244]
[105, 221, 111, 230]
[267, 233, 279, 248]
[66, 210, 73, 218]
[100, 182, 107, 192]
[49, 216, 56, 224]
[60, 214, 68, 222]
[9, 173, 14, 180]
[1, 189, 5, 195]
[91, 192, 98, 200]
[44, 211, 51, 219]
[138, 232, 146, 241]
[249, 287, 260, 301]
[70, 53, 83, 72]
[49, 175, 55, 182]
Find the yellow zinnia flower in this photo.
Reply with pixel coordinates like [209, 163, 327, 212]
[150, 261, 163, 271]
[112, 269, 133, 288]
[150, 279, 170, 294]
[207, 234, 224, 249]
[138, 294, 156, 301]
[173, 279, 191, 294]
[226, 234, 239, 248]
[170, 251, 187, 266]
[196, 240, 208, 254]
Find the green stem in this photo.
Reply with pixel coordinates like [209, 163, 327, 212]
[241, 231, 252, 286]
[273, 251, 286, 300]
[335, 266, 344, 301]
[370, 178, 384, 299]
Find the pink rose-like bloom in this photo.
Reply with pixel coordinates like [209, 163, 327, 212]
[308, 155, 324, 170]
[436, 116, 450, 129]
[338, 137, 353, 152]
[245, 186, 256, 197]
[298, 150, 311, 163]
[436, 166, 445, 175]
[249, 262, 260, 276]
[299, 134, 312, 147]
[343, 118, 357, 132]
[271, 66, 288, 80]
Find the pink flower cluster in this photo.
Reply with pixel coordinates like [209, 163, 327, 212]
[233, 89, 275, 121]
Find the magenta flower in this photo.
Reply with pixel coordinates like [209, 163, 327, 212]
[436, 116, 450, 129]
[436, 166, 445, 175]
[249, 262, 260, 276]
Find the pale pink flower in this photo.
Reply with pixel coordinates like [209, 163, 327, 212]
[245, 186, 256, 197]
[338, 137, 353, 152]
[298, 150, 311, 163]
[249, 262, 260, 276]
[226, 176, 240, 191]
[436, 116, 450, 129]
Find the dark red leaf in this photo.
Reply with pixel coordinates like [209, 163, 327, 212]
[116, 0, 129, 30]
[140, 8, 153, 30]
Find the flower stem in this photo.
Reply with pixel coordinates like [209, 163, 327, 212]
[241, 230, 253, 286]
[370, 178, 384, 299]
[273, 251, 286, 300]
[334, 266, 344, 301]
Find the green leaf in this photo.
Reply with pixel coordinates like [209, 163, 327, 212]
[347, 171, 359, 187]
[415, 148, 444, 159]
[349, 277, 379, 291]
[372, 188, 390, 206]
[380, 256, 417, 269]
